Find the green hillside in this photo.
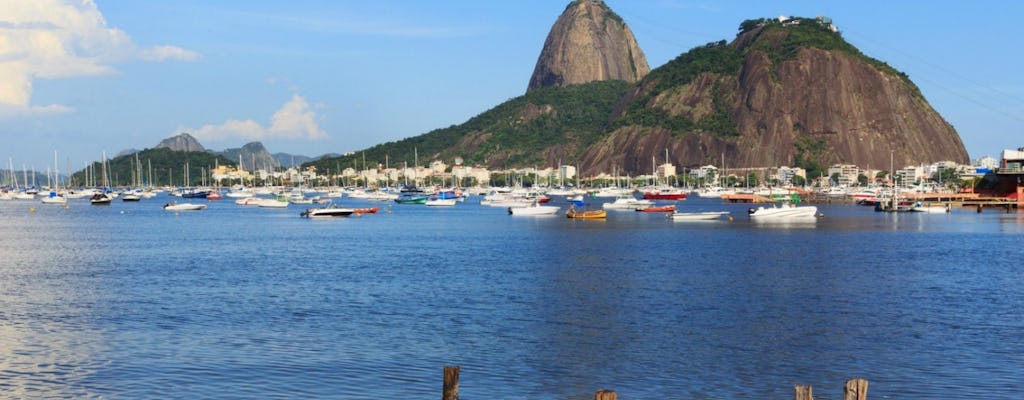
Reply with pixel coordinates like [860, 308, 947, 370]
[307, 80, 629, 172]
[70, 148, 236, 187]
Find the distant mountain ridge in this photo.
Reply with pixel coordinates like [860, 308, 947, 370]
[143, 133, 323, 171]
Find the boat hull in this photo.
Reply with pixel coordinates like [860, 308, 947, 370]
[566, 210, 607, 219]
[670, 211, 730, 221]
[163, 203, 207, 211]
[301, 207, 355, 218]
[748, 204, 818, 220]
[508, 205, 560, 215]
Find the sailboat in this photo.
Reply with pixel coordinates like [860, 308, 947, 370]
[40, 151, 67, 205]
[91, 151, 114, 205]
[122, 153, 143, 201]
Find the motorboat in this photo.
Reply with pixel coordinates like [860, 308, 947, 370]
[602, 197, 653, 210]
[40, 192, 67, 205]
[121, 192, 142, 202]
[257, 198, 289, 208]
[566, 209, 607, 219]
[235, 197, 261, 206]
[636, 204, 675, 213]
[670, 211, 730, 221]
[508, 204, 559, 216]
[425, 197, 457, 207]
[300, 205, 355, 218]
[642, 187, 688, 200]
[163, 201, 207, 211]
[748, 202, 819, 220]
[90, 192, 114, 205]
[911, 202, 951, 213]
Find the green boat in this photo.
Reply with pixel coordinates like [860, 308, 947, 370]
[394, 194, 427, 204]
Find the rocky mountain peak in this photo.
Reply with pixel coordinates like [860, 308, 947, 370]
[155, 133, 206, 153]
[527, 0, 650, 92]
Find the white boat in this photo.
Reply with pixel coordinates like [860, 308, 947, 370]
[257, 198, 289, 208]
[121, 192, 142, 202]
[748, 202, 819, 220]
[601, 197, 653, 210]
[225, 189, 254, 198]
[911, 202, 950, 214]
[670, 211, 730, 221]
[289, 197, 314, 205]
[40, 192, 67, 205]
[425, 198, 457, 207]
[697, 186, 736, 198]
[234, 197, 261, 206]
[300, 205, 355, 218]
[508, 204, 560, 216]
[162, 202, 207, 211]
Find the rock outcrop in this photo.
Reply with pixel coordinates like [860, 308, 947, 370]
[220, 142, 280, 171]
[155, 133, 206, 153]
[528, 0, 649, 92]
[579, 18, 969, 174]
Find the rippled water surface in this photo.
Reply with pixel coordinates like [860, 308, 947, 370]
[1, 196, 1022, 399]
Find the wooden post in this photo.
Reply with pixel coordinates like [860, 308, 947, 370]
[594, 389, 617, 400]
[794, 384, 814, 400]
[1017, 185, 1023, 208]
[843, 378, 868, 400]
[443, 365, 459, 400]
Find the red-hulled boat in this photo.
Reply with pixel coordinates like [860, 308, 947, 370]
[642, 188, 688, 200]
[636, 204, 675, 213]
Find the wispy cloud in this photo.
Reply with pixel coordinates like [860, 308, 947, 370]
[0, 103, 74, 119]
[0, 0, 198, 117]
[185, 95, 328, 142]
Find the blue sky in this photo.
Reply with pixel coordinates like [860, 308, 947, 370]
[3, 0, 1023, 172]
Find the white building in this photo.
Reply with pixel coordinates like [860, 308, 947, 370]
[1001, 148, 1024, 173]
[656, 163, 676, 179]
[559, 165, 576, 182]
[689, 165, 718, 180]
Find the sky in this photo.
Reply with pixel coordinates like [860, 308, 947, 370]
[3, 0, 1023, 172]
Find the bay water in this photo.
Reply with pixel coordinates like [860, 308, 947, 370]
[1, 195, 1022, 399]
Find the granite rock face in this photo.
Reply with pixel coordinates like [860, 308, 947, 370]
[528, 0, 649, 92]
[155, 133, 206, 153]
[578, 21, 969, 174]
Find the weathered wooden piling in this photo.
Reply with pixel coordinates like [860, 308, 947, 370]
[594, 389, 617, 400]
[843, 378, 868, 400]
[794, 384, 813, 400]
[443, 365, 459, 400]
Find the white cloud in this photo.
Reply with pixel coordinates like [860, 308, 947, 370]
[187, 95, 328, 142]
[0, 102, 73, 119]
[0, 0, 199, 116]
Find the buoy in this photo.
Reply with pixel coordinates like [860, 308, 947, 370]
[29, 207, 36, 213]
[728, 216, 734, 222]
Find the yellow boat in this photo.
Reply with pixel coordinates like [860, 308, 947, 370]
[566, 209, 607, 219]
